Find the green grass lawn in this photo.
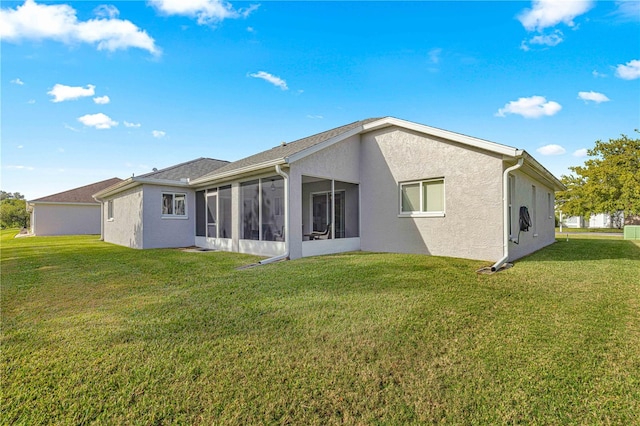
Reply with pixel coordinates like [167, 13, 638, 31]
[2, 230, 639, 424]
[555, 227, 624, 233]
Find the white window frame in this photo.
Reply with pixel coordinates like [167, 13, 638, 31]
[398, 178, 445, 218]
[161, 192, 188, 219]
[107, 200, 114, 221]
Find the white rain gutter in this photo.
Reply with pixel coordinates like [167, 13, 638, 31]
[491, 157, 524, 272]
[259, 164, 290, 265]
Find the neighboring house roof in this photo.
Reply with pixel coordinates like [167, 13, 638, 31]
[93, 157, 229, 199]
[29, 178, 123, 205]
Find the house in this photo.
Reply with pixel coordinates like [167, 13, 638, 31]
[93, 158, 229, 249]
[95, 117, 565, 268]
[28, 177, 122, 236]
[562, 212, 624, 229]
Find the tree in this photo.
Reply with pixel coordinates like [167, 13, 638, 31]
[0, 191, 25, 201]
[557, 132, 640, 221]
[0, 198, 29, 229]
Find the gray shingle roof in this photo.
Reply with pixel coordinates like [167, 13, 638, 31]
[30, 177, 123, 204]
[138, 157, 230, 181]
[197, 118, 382, 181]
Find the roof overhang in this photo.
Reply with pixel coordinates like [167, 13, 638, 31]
[191, 159, 287, 187]
[93, 177, 191, 200]
[519, 151, 567, 192]
[28, 201, 99, 206]
[286, 116, 522, 165]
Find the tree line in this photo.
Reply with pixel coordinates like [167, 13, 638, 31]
[557, 131, 640, 226]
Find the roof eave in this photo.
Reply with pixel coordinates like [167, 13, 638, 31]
[519, 151, 566, 191]
[363, 117, 521, 157]
[191, 158, 287, 187]
[93, 177, 191, 200]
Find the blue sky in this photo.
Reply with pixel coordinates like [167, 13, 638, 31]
[2, 0, 639, 199]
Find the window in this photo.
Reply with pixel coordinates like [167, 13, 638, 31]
[162, 193, 186, 217]
[547, 192, 553, 219]
[107, 200, 114, 220]
[400, 179, 444, 215]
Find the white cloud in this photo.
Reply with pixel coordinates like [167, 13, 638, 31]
[578, 91, 610, 103]
[537, 144, 566, 156]
[6, 165, 35, 171]
[613, 0, 640, 21]
[11, 78, 24, 85]
[149, 0, 259, 25]
[495, 96, 562, 118]
[0, 0, 159, 55]
[27, 99, 36, 104]
[528, 30, 564, 47]
[573, 148, 588, 157]
[518, 0, 593, 32]
[93, 4, 119, 19]
[124, 121, 141, 128]
[428, 48, 442, 64]
[17, 145, 24, 149]
[249, 71, 288, 90]
[306, 115, 324, 119]
[48, 83, 95, 102]
[93, 95, 110, 104]
[592, 70, 607, 78]
[63, 123, 80, 132]
[77, 113, 118, 129]
[152, 130, 166, 138]
[615, 59, 640, 80]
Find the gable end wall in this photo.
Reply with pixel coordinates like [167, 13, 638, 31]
[359, 127, 504, 261]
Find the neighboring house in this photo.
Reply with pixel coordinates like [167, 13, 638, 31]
[95, 117, 565, 267]
[93, 158, 229, 249]
[563, 212, 624, 229]
[28, 177, 123, 236]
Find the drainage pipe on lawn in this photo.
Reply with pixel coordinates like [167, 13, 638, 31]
[259, 164, 290, 265]
[491, 157, 524, 272]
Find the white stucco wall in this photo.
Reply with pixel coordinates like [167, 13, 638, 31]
[507, 169, 556, 261]
[141, 185, 196, 249]
[31, 203, 101, 236]
[103, 186, 144, 248]
[359, 127, 505, 261]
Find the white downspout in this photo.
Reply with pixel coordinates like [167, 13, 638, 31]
[259, 164, 290, 265]
[491, 157, 524, 272]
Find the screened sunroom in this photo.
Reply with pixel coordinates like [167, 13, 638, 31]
[300, 175, 360, 258]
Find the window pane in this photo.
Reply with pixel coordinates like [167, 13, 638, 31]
[107, 200, 113, 219]
[219, 186, 232, 239]
[241, 180, 260, 240]
[261, 176, 284, 241]
[401, 183, 420, 212]
[207, 194, 217, 238]
[174, 194, 186, 216]
[162, 194, 173, 215]
[423, 180, 444, 212]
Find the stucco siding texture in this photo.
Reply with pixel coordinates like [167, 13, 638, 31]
[359, 127, 504, 261]
[103, 186, 144, 249]
[141, 185, 196, 249]
[32, 204, 100, 236]
[508, 170, 556, 261]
